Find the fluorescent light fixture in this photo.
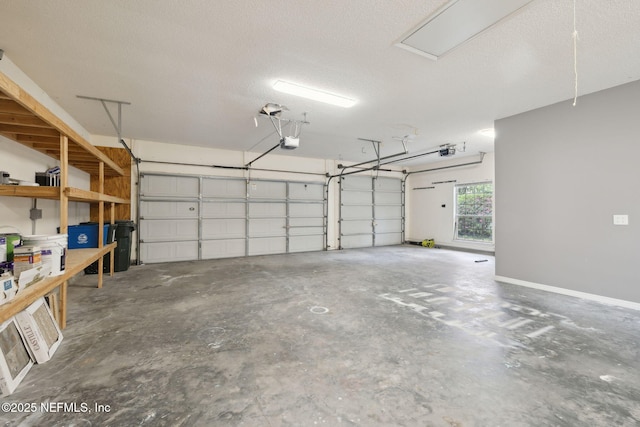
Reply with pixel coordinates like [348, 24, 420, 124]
[479, 128, 496, 137]
[273, 80, 356, 108]
[397, 0, 534, 60]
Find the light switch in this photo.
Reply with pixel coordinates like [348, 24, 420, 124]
[613, 215, 629, 225]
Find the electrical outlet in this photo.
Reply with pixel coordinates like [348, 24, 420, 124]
[613, 214, 629, 225]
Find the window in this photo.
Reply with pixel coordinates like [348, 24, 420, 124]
[455, 182, 493, 242]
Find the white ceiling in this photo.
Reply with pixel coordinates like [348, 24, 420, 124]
[1, 0, 639, 166]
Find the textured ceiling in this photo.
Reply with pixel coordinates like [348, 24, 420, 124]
[1, 0, 639, 166]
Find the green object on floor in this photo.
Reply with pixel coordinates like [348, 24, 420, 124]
[422, 238, 435, 248]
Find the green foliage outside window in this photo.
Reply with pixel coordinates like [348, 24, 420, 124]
[456, 183, 493, 242]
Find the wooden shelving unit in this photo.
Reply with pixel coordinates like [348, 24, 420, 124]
[0, 70, 130, 329]
[0, 244, 117, 326]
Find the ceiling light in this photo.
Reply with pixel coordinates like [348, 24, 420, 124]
[273, 80, 356, 108]
[479, 128, 495, 137]
[396, 0, 534, 60]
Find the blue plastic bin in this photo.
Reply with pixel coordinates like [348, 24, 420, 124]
[63, 224, 110, 249]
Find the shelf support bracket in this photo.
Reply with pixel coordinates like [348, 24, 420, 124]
[76, 95, 139, 163]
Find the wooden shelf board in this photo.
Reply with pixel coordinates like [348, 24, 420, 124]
[0, 185, 129, 204]
[65, 187, 130, 204]
[0, 185, 59, 199]
[0, 243, 117, 325]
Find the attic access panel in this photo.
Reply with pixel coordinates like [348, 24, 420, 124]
[397, 0, 533, 60]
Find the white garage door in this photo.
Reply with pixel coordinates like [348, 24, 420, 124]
[139, 173, 325, 263]
[139, 175, 200, 263]
[339, 175, 403, 249]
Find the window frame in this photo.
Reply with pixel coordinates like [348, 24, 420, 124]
[454, 181, 494, 243]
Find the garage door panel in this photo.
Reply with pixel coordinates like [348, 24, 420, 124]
[342, 220, 373, 234]
[140, 201, 198, 219]
[141, 175, 199, 198]
[375, 191, 402, 205]
[202, 218, 246, 239]
[289, 226, 323, 236]
[140, 219, 199, 242]
[249, 181, 286, 199]
[249, 218, 286, 237]
[376, 233, 403, 246]
[201, 239, 245, 259]
[202, 178, 245, 198]
[202, 202, 245, 218]
[141, 241, 199, 263]
[341, 191, 372, 205]
[341, 176, 372, 191]
[341, 205, 372, 220]
[290, 235, 324, 252]
[289, 183, 324, 200]
[249, 237, 286, 255]
[289, 203, 323, 217]
[289, 217, 323, 227]
[375, 219, 402, 233]
[376, 205, 402, 219]
[374, 177, 402, 191]
[249, 202, 286, 218]
[341, 235, 373, 248]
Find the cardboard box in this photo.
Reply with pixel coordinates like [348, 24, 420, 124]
[15, 297, 63, 364]
[13, 246, 42, 279]
[0, 318, 34, 396]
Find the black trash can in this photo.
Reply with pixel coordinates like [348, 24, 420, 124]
[83, 222, 117, 274]
[113, 220, 136, 272]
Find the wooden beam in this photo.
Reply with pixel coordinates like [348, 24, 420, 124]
[0, 112, 50, 127]
[0, 185, 59, 199]
[59, 135, 69, 329]
[59, 135, 69, 232]
[64, 187, 130, 204]
[14, 134, 60, 144]
[0, 99, 32, 115]
[0, 71, 125, 176]
[97, 162, 105, 289]
[0, 124, 60, 137]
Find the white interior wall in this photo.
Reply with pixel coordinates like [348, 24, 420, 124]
[405, 152, 495, 252]
[0, 136, 91, 236]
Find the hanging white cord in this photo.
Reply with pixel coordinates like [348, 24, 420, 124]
[572, 0, 579, 106]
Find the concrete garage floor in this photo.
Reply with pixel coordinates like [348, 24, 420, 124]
[3, 246, 640, 426]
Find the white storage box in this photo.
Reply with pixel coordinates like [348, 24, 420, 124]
[0, 317, 34, 396]
[15, 297, 63, 364]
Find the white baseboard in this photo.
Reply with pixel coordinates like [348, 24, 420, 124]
[494, 275, 640, 311]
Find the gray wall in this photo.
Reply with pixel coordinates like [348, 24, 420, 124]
[495, 80, 640, 304]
